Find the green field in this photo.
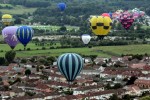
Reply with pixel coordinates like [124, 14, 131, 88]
[0, 43, 150, 58]
[22, 25, 80, 31]
[0, 4, 36, 15]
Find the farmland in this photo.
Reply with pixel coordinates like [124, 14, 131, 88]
[0, 43, 150, 57]
[0, 4, 36, 15]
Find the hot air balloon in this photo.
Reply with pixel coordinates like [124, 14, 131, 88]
[89, 16, 112, 40]
[16, 26, 34, 50]
[118, 11, 134, 30]
[57, 53, 84, 83]
[101, 13, 110, 17]
[2, 14, 13, 26]
[81, 34, 91, 45]
[2, 26, 18, 49]
[57, 3, 66, 12]
[109, 12, 113, 19]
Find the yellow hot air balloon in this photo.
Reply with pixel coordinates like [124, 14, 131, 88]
[89, 16, 112, 39]
[2, 14, 13, 26]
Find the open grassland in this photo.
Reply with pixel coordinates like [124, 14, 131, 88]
[0, 43, 150, 57]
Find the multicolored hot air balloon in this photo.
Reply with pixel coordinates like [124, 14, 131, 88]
[57, 3, 66, 12]
[81, 34, 91, 44]
[57, 53, 84, 82]
[16, 26, 34, 49]
[89, 16, 112, 39]
[118, 11, 134, 30]
[2, 14, 13, 26]
[2, 26, 18, 49]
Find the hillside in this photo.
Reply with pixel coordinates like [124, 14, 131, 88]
[0, 0, 150, 37]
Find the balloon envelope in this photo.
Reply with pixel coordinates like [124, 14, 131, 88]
[119, 11, 134, 30]
[101, 13, 110, 17]
[2, 26, 18, 49]
[57, 53, 84, 82]
[57, 3, 66, 11]
[89, 16, 112, 39]
[109, 12, 113, 18]
[81, 34, 91, 44]
[16, 26, 34, 47]
[2, 14, 12, 26]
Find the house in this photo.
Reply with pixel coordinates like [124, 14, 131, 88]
[101, 67, 142, 79]
[111, 56, 122, 62]
[84, 89, 125, 100]
[28, 74, 40, 79]
[73, 85, 104, 95]
[29, 94, 44, 100]
[47, 73, 66, 82]
[129, 63, 146, 69]
[94, 57, 109, 65]
[0, 91, 11, 100]
[35, 83, 52, 93]
[80, 70, 100, 75]
[44, 92, 62, 100]
[54, 94, 85, 100]
[10, 87, 25, 97]
[123, 85, 142, 96]
[84, 57, 92, 63]
[10, 95, 31, 100]
[84, 81, 98, 86]
[134, 79, 150, 89]
[141, 65, 150, 74]
[139, 74, 150, 80]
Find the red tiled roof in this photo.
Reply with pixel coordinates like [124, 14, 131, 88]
[75, 85, 104, 91]
[135, 79, 150, 85]
[130, 63, 146, 69]
[102, 67, 142, 77]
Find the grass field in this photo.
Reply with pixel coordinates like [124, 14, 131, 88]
[0, 42, 150, 58]
[25, 25, 80, 31]
[0, 4, 36, 15]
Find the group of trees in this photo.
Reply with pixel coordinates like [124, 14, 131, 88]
[0, 50, 16, 65]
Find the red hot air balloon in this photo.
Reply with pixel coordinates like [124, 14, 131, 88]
[101, 13, 110, 17]
[118, 11, 134, 30]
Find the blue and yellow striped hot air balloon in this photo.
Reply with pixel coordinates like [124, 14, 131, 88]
[16, 26, 34, 49]
[57, 53, 84, 82]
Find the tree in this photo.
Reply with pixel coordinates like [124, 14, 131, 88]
[5, 50, 16, 63]
[109, 94, 119, 100]
[90, 55, 97, 66]
[21, 58, 27, 63]
[25, 69, 31, 76]
[140, 96, 150, 100]
[36, 66, 40, 72]
[0, 57, 5, 65]
[59, 26, 67, 32]
[123, 94, 131, 100]
[105, 83, 111, 90]
[46, 56, 56, 65]
[126, 76, 138, 85]
[113, 83, 123, 89]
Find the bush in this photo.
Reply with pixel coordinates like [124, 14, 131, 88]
[50, 47, 55, 49]
[21, 59, 27, 63]
[27, 48, 31, 51]
[19, 49, 22, 51]
[36, 48, 39, 50]
[42, 47, 46, 50]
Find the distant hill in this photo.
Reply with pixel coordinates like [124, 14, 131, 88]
[0, 0, 150, 31]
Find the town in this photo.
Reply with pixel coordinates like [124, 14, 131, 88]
[0, 54, 149, 100]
